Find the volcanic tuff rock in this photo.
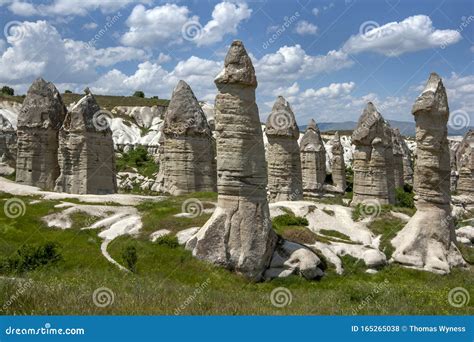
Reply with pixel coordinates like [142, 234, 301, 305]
[330, 132, 346, 193]
[351, 102, 395, 205]
[155, 80, 216, 195]
[55, 93, 117, 194]
[187, 41, 277, 281]
[265, 96, 303, 202]
[300, 119, 326, 195]
[15, 78, 66, 190]
[0, 113, 16, 166]
[391, 128, 406, 189]
[391, 73, 465, 274]
[456, 129, 473, 198]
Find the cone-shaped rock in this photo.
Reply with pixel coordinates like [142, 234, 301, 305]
[391, 73, 465, 273]
[55, 93, 117, 194]
[15, 78, 66, 190]
[330, 132, 346, 193]
[300, 119, 326, 195]
[351, 102, 395, 205]
[0, 113, 16, 167]
[265, 96, 303, 202]
[391, 128, 405, 189]
[455, 129, 473, 198]
[187, 41, 277, 281]
[156, 80, 216, 195]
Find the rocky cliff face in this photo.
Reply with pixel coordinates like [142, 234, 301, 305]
[55, 93, 117, 194]
[15, 78, 66, 190]
[391, 73, 465, 274]
[265, 96, 303, 202]
[187, 41, 277, 281]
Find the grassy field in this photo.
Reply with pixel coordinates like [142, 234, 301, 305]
[0, 191, 473, 315]
[0, 93, 169, 109]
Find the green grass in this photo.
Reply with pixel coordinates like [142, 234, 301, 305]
[116, 146, 159, 179]
[0, 93, 169, 109]
[0, 191, 473, 315]
[319, 229, 351, 241]
[366, 213, 405, 259]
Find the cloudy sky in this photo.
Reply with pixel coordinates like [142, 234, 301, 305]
[0, 0, 473, 125]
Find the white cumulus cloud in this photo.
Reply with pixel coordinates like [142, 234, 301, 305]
[0, 20, 147, 84]
[295, 20, 318, 35]
[342, 15, 462, 56]
[121, 1, 251, 47]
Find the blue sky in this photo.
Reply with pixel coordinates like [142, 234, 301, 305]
[0, 0, 473, 125]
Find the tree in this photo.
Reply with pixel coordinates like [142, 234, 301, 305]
[133, 91, 145, 98]
[64, 90, 72, 94]
[1, 86, 14, 96]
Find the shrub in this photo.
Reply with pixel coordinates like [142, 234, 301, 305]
[396, 186, 414, 208]
[64, 90, 72, 94]
[116, 146, 158, 178]
[1, 85, 14, 96]
[122, 245, 138, 273]
[155, 235, 179, 248]
[0, 242, 62, 274]
[272, 214, 308, 228]
[133, 91, 145, 98]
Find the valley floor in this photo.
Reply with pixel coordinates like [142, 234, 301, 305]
[0, 178, 473, 315]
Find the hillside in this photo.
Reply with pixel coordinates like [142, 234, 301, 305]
[0, 93, 169, 109]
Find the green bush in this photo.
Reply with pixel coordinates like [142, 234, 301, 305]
[133, 90, 145, 98]
[116, 146, 158, 178]
[1, 85, 14, 96]
[0, 242, 62, 274]
[272, 214, 308, 228]
[64, 90, 72, 94]
[122, 245, 138, 273]
[155, 235, 179, 248]
[396, 186, 414, 208]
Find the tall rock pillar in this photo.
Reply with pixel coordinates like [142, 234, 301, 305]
[391, 73, 465, 273]
[187, 41, 277, 281]
[265, 96, 303, 202]
[15, 78, 66, 190]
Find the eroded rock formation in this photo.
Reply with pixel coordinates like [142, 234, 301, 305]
[330, 131, 346, 193]
[456, 129, 473, 198]
[187, 41, 277, 281]
[265, 96, 303, 202]
[0, 113, 16, 166]
[351, 102, 395, 205]
[391, 128, 405, 189]
[15, 78, 66, 190]
[156, 80, 216, 195]
[391, 73, 465, 273]
[55, 93, 117, 194]
[300, 119, 326, 195]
